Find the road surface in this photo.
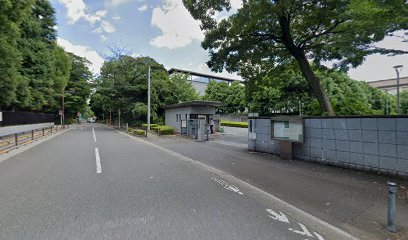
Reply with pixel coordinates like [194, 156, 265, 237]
[0, 123, 353, 240]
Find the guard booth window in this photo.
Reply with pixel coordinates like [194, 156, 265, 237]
[249, 120, 254, 133]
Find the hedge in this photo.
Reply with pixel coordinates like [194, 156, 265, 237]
[142, 124, 159, 129]
[220, 121, 248, 128]
[158, 126, 175, 135]
[132, 129, 146, 136]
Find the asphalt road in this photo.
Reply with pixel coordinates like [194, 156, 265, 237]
[0, 123, 352, 240]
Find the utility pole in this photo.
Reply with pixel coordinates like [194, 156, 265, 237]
[118, 108, 121, 129]
[147, 65, 151, 131]
[394, 65, 403, 114]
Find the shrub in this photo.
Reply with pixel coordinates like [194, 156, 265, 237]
[142, 123, 159, 129]
[158, 126, 175, 135]
[132, 129, 146, 135]
[220, 121, 248, 128]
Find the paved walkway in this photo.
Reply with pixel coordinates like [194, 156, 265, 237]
[145, 133, 408, 240]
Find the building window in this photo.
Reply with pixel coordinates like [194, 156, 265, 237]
[185, 114, 187, 120]
[249, 120, 253, 133]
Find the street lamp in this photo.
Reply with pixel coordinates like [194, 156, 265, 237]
[393, 65, 403, 114]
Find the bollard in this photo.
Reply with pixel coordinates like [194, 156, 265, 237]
[15, 133, 18, 146]
[42, 128, 45, 136]
[387, 181, 397, 233]
[126, 123, 129, 132]
[32, 130, 34, 140]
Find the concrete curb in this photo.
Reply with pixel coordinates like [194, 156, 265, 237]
[118, 130, 359, 240]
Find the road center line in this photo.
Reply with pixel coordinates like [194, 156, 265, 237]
[92, 127, 96, 142]
[95, 147, 102, 173]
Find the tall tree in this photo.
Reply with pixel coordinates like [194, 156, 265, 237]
[0, 0, 33, 109]
[64, 53, 92, 121]
[204, 81, 245, 113]
[18, 0, 71, 112]
[183, 0, 408, 115]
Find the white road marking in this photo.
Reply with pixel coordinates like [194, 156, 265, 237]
[289, 222, 313, 237]
[95, 148, 102, 173]
[266, 209, 289, 223]
[92, 127, 96, 142]
[118, 130, 357, 240]
[211, 177, 243, 195]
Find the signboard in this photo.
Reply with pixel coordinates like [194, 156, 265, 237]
[59, 110, 64, 116]
[271, 117, 303, 142]
[181, 120, 187, 128]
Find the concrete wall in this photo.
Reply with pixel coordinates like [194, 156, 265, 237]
[248, 117, 408, 177]
[0, 122, 55, 137]
[165, 107, 192, 133]
[165, 106, 216, 133]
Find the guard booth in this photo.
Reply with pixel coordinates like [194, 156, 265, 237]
[164, 101, 223, 141]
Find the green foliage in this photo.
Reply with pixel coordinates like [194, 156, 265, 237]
[132, 129, 146, 136]
[90, 56, 199, 125]
[142, 123, 159, 129]
[247, 63, 390, 116]
[220, 121, 248, 128]
[157, 126, 175, 135]
[62, 53, 91, 121]
[401, 90, 408, 115]
[0, 0, 75, 113]
[204, 81, 245, 113]
[183, 0, 408, 114]
[0, 0, 33, 108]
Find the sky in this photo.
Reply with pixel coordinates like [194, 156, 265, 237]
[52, 0, 407, 82]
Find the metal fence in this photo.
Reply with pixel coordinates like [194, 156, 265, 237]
[0, 111, 57, 127]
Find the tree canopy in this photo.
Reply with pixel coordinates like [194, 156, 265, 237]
[203, 81, 245, 113]
[246, 63, 394, 116]
[183, 0, 408, 115]
[90, 56, 199, 125]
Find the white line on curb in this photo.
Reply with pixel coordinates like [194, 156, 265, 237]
[118, 130, 359, 240]
[95, 147, 102, 173]
[92, 127, 96, 143]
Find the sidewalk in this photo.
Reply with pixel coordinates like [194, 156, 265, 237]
[145, 133, 408, 240]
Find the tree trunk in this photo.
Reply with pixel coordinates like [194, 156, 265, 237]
[293, 50, 335, 116]
[278, 16, 335, 116]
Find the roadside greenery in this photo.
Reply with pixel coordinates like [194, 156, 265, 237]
[157, 126, 175, 135]
[90, 55, 199, 125]
[0, 0, 92, 118]
[203, 81, 245, 113]
[220, 121, 248, 128]
[183, 0, 408, 115]
[246, 64, 394, 116]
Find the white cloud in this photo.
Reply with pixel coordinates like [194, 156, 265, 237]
[57, 37, 104, 75]
[58, 0, 115, 34]
[107, 0, 133, 6]
[112, 16, 121, 21]
[137, 4, 148, 12]
[348, 32, 408, 81]
[93, 21, 116, 33]
[150, 0, 204, 49]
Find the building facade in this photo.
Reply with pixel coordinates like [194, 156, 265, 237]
[368, 76, 408, 95]
[164, 101, 222, 133]
[168, 68, 243, 96]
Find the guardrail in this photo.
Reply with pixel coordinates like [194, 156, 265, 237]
[0, 123, 66, 153]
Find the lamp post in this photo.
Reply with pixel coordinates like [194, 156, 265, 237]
[393, 65, 403, 114]
[147, 64, 151, 131]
